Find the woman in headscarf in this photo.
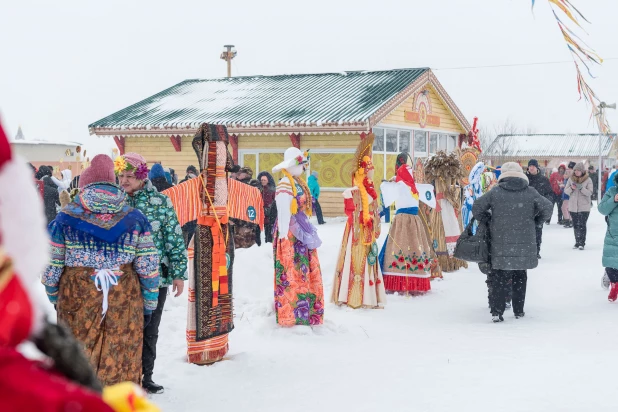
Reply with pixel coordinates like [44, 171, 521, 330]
[272, 148, 324, 326]
[42, 154, 160, 386]
[257, 171, 277, 243]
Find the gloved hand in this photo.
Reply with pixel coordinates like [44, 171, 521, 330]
[144, 314, 152, 328]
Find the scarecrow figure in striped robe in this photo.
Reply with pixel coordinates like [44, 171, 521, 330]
[163, 123, 263, 365]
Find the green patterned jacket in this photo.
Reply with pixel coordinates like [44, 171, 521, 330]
[127, 180, 188, 287]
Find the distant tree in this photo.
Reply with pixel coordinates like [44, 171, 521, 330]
[480, 119, 523, 164]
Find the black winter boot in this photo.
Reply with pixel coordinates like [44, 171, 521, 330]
[143, 376, 164, 394]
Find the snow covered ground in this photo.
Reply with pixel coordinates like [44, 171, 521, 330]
[35, 206, 614, 411]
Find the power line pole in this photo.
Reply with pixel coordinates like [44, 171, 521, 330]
[220, 45, 237, 78]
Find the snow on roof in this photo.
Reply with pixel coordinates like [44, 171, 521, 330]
[484, 134, 616, 158]
[10, 139, 82, 147]
[88, 68, 430, 131]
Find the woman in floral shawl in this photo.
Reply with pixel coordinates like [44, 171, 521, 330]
[42, 155, 160, 386]
[272, 148, 324, 326]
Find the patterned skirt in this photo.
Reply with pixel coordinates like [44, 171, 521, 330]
[273, 223, 325, 326]
[379, 211, 436, 293]
[186, 221, 234, 365]
[57, 264, 143, 386]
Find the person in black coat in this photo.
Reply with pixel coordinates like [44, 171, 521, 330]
[148, 163, 173, 193]
[526, 159, 554, 258]
[41, 174, 60, 225]
[473, 162, 553, 322]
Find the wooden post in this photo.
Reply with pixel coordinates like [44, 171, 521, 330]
[289, 133, 301, 149]
[220, 45, 237, 78]
[229, 134, 239, 164]
[113, 136, 125, 155]
[169, 135, 182, 152]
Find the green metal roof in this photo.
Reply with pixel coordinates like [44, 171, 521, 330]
[89, 68, 430, 133]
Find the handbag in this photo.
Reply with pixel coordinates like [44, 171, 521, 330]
[453, 218, 490, 263]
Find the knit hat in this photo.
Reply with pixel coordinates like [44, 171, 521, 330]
[528, 159, 540, 169]
[114, 152, 149, 180]
[238, 166, 254, 177]
[568, 161, 576, 169]
[574, 162, 586, 172]
[79, 154, 115, 188]
[498, 162, 529, 183]
[588, 165, 595, 171]
[186, 165, 198, 175]
[148, 163, 166, 180]
[311, 171, 319, 178]
[558, 163, 567, 170]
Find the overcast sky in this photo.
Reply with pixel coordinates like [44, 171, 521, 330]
[1, 0, 617, 154]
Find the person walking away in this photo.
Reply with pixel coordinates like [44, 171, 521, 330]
[116, 153, 187, 394]
[308, 171, 326, 225]
[598, 172, 618, 301]
[148, 163, 173, 193]
[40, 167, 61, 225]
[526, 159, 554, 258]
[258, 171, 277, 243]
[550, 164, 566, 224]
[42, 154, 160, 386]
[472, 162, 552, 323]
[562, 162, 575, 228]
[564, 162, 593, 250]
[589, 165, 599, 202]
[606, 165, 618, 194]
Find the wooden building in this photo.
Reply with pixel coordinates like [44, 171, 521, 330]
[89, 68, 471, 216]
[483, 133, 617, 171]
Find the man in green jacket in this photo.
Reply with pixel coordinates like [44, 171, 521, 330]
[116, 153, 188, 394]
[308, 171, 326, 225]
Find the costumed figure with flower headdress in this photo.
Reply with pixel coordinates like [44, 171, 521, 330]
[463, 162, 486, 234]
[424, 152, 468, 272]
[272, 148, 324, 326]
[0, 120, 159, 411]
[162, 124, 263, 365]
[378, 163, 437, 294]
[331, 134, 385, 309]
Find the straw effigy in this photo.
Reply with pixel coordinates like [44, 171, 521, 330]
[424, 151, 468, 272]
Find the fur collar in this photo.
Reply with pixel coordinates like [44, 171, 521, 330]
[571, 172, 589, 184]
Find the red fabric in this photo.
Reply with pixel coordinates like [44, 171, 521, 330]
[0, 347, 113, 412]
[550, 172, 564, 196]
[383, 275, 430, 293]
[395, 165, 419, 196]
[609, 283, 618, 302]
[0, 122, 11, 171]
[344, 198, 355, 226]
[0, 275, 33, 348]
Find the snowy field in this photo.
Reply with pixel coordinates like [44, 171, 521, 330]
[35, 206, 614, 411]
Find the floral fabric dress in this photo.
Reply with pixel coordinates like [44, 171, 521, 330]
[273, 177, 324, 326]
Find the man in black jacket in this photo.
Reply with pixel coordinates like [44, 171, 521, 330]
[473, 162, 553, 323]
[526, 159, 554, 258]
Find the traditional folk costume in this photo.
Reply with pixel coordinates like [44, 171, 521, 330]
[0, 124, 158, 411]
[424, 152, 468, 272]
[163, 123, 263, 365]
[272, 148, 324, 326]
[412, 156, 443, 280]
[379, 165, 437, 293]
[331, 134, 386, 309]
[462, 162, 485, 234]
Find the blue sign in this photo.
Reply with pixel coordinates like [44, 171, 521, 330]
[425, 191, 432, 201]
[247, 206, 256, 221]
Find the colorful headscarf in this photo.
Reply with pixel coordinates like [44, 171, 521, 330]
[114, 152, 149, 180]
